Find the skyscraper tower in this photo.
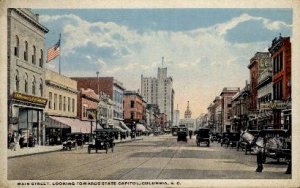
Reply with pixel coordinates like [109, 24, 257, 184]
[141, 57, 175, 127]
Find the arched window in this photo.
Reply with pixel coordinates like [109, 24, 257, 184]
[24, 41, 28, 61]
[32, 45, 36, 64]
[14, 35, 19, 57]
[24, 73, 28, 93]
[39, 49, 43, 67]
[32, 76, 36, 95]
[39, 78, 43, 97]
[15, 70, 19, 91]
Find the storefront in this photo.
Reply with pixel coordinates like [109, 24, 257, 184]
[8, 92, 47, 146]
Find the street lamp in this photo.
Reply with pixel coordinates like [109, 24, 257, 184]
[96, 71, 99, 130]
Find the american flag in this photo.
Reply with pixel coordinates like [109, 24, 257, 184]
[47, 36, 61, 62]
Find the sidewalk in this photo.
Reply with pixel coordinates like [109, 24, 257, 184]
[8, 136, 144, 159]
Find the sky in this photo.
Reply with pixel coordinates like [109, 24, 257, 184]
[33, 9, 292, 118]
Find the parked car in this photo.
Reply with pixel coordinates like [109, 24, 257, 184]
[88, 129, 115, 154]
[177, 127, 188, 142]
[195, 128, 210, 147]
[62, 132, 84, 150]
[221, 132, 230, 147]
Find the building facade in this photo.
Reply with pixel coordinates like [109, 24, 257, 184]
[268, 36, 292, 130]
[71, 77, 126, 131]
[44, 69, 78, 145]
[7, 8, 49, 145]
[141, 59, 174, 127]
[220, 87, 240, 132]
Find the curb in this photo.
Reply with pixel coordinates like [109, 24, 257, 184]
[8, 137, 144, 159]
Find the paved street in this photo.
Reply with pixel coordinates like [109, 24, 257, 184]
[8, 135, 290, 180]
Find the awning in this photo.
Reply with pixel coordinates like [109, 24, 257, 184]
[47, 116, 100, 133]
[136, 123, 146, 132]
[120, 121, 131, 132]
[45, 116, 71, 129]
[113, 122, 126, 132]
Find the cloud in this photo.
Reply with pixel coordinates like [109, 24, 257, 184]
[212, 13, 291, 36]
[39, 13, 291, 116]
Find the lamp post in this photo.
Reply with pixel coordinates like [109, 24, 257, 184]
[96, 71, 99, 130]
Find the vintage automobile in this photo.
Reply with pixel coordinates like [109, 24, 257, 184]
[62, 132, 84, 150]
[88, 129, 115, 154]
[220, 132, 230, 147]
[258, 129, 291, 163]
[195, 128, 210, 147]
[177, 127, 188, 142]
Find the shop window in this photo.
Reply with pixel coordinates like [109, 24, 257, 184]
[39, 49, 43, 67]
[32, 76, 36, 95]
[24, 41, 28, 61]
[14, 35, 19, 57]
[15, 70, 19, 91]
[32, 45, 36, 64]
[49, 92, 52, 109]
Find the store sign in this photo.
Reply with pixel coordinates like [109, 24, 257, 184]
[260, 101, 287, 110]
[13, 92, 47, 106]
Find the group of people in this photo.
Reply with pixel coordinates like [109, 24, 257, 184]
[7, 132, 36, 151]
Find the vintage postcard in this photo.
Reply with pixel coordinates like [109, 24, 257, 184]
[0, 0, 299, 187]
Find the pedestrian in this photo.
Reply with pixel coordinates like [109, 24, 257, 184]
[189, 130, 192, 139]
[256, 147, 264, 172]
[19, 135, 24, 149]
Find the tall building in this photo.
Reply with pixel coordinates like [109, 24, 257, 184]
[141, 57, 174, 127]
[268, 35, 291, 130]
[173, 104, 180, 127]
[7, 9, 49, 145]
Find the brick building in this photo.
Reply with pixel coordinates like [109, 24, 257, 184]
[123, 90, 146, 132]
[71, 77, 126, 131]
[268, 35, 291, 130]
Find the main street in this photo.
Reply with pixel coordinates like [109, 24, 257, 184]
[8, 135, 290, 180]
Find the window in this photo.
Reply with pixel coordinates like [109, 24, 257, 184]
[32, 76, 36, 95]
[24, 73, 28, 93]
[59, 95, 62, 110]
[273, 80, 283, 100]
[72, 98, 75, 112]
[130, 101, 134, 108]
[39, 49, 43, 67]
[130, 112, 134, 119]
[63, 96, 66, 111]
[24, 41, 28, 61]
[32, 45, 36, 64]
[39, 79, 43, 96]
[83, 105, 87, 117]
[15, 70, 19, 91]
[273, 51, 283, 74]
[227, 104, 232, 108]
[49, 92, 52, 109]
[14, 35, 19, 57]
[54, 94, 57, 110]
[68, 97, 70, 112]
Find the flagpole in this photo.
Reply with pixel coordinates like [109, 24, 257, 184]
[59, 33, 61, 74]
